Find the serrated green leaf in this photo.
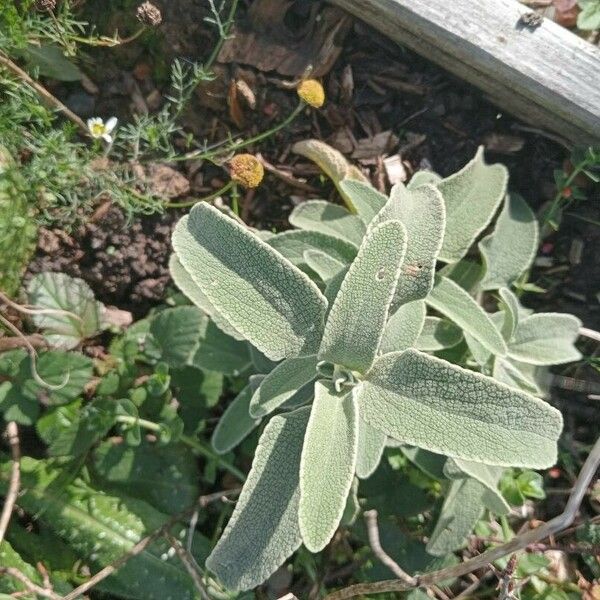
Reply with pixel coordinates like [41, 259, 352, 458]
[172, 204, 327, 360]
[299, 381, 358, 551]
[249, 355, 317, 418]
[93, 440, 199, 514]
[303, 249, 346, 282]
[407, 170, 442, 189]
[479, 194, 539, 290]
[356, 418, 386, 479]
[380, 300, 426, 354]
[290, 200, 366, 245]
[498, 287, 520, 341]
[437, 147, 508, 263]
[507, 313, 582, 366]
[267, 229, 357, 269]
[212, 379, 262, 454]
[357, 349, 563, 468]
[415, 317, 463, 352]
[27, 272, 104, 349]
[339, 180, 388, 225]
[426, 477, 486, 556]
[206, 407, 310, 591]
[389, 183, 446, 305]
[427, 275, 507, 356]
[319, 220, 407, 373]
[169, 254, 243, 340]
[445, 458, 510, 514]
[149, 306, 204, 366]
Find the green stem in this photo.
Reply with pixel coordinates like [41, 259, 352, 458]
[544, 160, 589, 228]
[205, 0, 240, 72]
[115, 414, 161, 432]
[500, 515, 513, 542]
[165, 180, 233, 209]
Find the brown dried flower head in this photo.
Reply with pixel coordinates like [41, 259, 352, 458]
[229, 154, 264, 189]
[35, 0, 56, 11]
[297, 79, 325, 108]
[136, 1, 162, 27]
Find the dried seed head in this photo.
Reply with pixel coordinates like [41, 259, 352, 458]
[35, 0, 56, 11]
[136, 1, 162, 27]
[297, 79, 325, 108]
[229, 154, 264, 189]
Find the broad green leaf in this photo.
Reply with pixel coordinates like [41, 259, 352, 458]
[389, 183, 446, 305]
[407, 170, 442, 189]
[169, 254, 244, 340]
[427, 275, 507, 356]
[380, 300, 426, 354]
[28, 272, 104, 349]
[356, 418, 386, 479]
[357, 349, 563, 468]
[267, 230, 357, 268]
[299, 381, 358, 551]
[249, 354, 317, 418]
[149, 306, 204, 366]
[498, 287, 520, 341]
[339, 180, 388, 224]
[172, 204, 327, 360]
[206, 407, 310, 591]
[416, 317, 463, 352]
[21, 44, 82, 81]
[426, 478, 486, 556]
[437, 147, 508, 263]
[2, 457, 196, 600]
[445, 458, 510, 514]
[304, 249, 346, 282]
[290, 200, 366, 245]
[93, 440, 199, 514]
[479, 194, 539, 290]
[507, 313, 582, 366]
[319, 220, 407, 373]
[212, 379, 262, 454]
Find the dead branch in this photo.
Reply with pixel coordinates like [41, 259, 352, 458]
[0, 421, 21, 544]
[324, 436, 600, 600]
[0, 567, 62, 600]
[164, 531, 210, 600]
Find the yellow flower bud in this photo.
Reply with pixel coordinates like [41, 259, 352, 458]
[229, 154, 264, 189]
[297, 79, 325, 108]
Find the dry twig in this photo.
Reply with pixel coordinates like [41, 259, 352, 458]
[164, 531, 210, 600]
[0, 422, 21, 544]
[0, 567, 62, 600]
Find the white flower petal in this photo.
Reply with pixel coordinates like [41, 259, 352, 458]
[105, 117, 118, 133]
[101, 133, 113, 144]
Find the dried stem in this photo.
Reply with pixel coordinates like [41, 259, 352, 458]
[325, 436, 600, 600]
[0, 422, 20, 544]
[0, 567, 62, 600]
[164, 531, 210, 600]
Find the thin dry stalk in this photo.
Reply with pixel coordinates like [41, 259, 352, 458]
[0, 567, 62, 600]
[0, 421, 21, 544]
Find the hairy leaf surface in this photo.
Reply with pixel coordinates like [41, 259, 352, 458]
[356, 418, 386, 479]
[416, 317, 463, 352]
[303, 249, 346, 282]
[380, 300, 426, 354]
[339, 180, 388, 224]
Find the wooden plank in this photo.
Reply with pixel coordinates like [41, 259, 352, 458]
[329, 0, 600, 144]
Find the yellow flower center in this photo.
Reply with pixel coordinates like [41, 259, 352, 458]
[297, 79, 325, 109]
[91, 123, 106, 137]
[229, 154, 264, 189]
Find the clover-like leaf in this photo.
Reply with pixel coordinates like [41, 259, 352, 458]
[290, 200, 366, 246]
[427, 275, 507, 356]
[380, 300, 426, 354]
[299, 381, 358, 552]
[479, 194, 539, 291]
[415, 317, 463, 352]
[212, 377, 263, 455]
[356, 417, 386, 479]
[339, 180, 388, 225]
[249, 354, 317, 418]
[357, 349, 563, 468]
[437, 147, 508, 263]
[507, 313, 582, 366]
[206, 407, 310, 591]
[172, 204, 327, 360]
[319, 220, 407, 373]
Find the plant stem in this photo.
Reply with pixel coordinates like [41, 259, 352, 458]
[166, 181, 233, 209]
[205, 0, 240, 72]
[544, 159, 589, 228]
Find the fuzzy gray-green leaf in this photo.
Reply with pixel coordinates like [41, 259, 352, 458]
[437, 147, 508, 263]
[415, 317, 463, 352]
[172, 204, 327, 361]
[319, 220, 407, 373]
[357, 349, 563, 468]
[427, 275, 507, 356]
[479, 194, 538, 291]
[380, 300, 426, 354]
[206, 407, 309, 591]
[339, 180, 388, 225]
[407, 170, 442, 189]
[304, 250, 346, 282]
[249, 355, 317, 418]
[290, 200, 366, 245]
[498, 287, 521, 341]
[356, 418, 386, 479]
[299, 382, 358, 552]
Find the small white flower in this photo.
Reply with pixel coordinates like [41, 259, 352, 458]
[87, 116, 118, 143]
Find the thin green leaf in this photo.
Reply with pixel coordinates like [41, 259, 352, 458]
[319, 220, 407, 373]
[357, 349, 563, 468]
[380, 300, 426, 354]
[299, 381, 358, 552]
[206, 407, 310, 591]
[172, 204, 327, 360]
[498, 287, 521, 341]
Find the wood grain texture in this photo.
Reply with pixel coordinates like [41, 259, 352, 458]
[329, 0, 600, 144]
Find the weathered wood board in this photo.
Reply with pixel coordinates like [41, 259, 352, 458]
[329, 0, 600, 145]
